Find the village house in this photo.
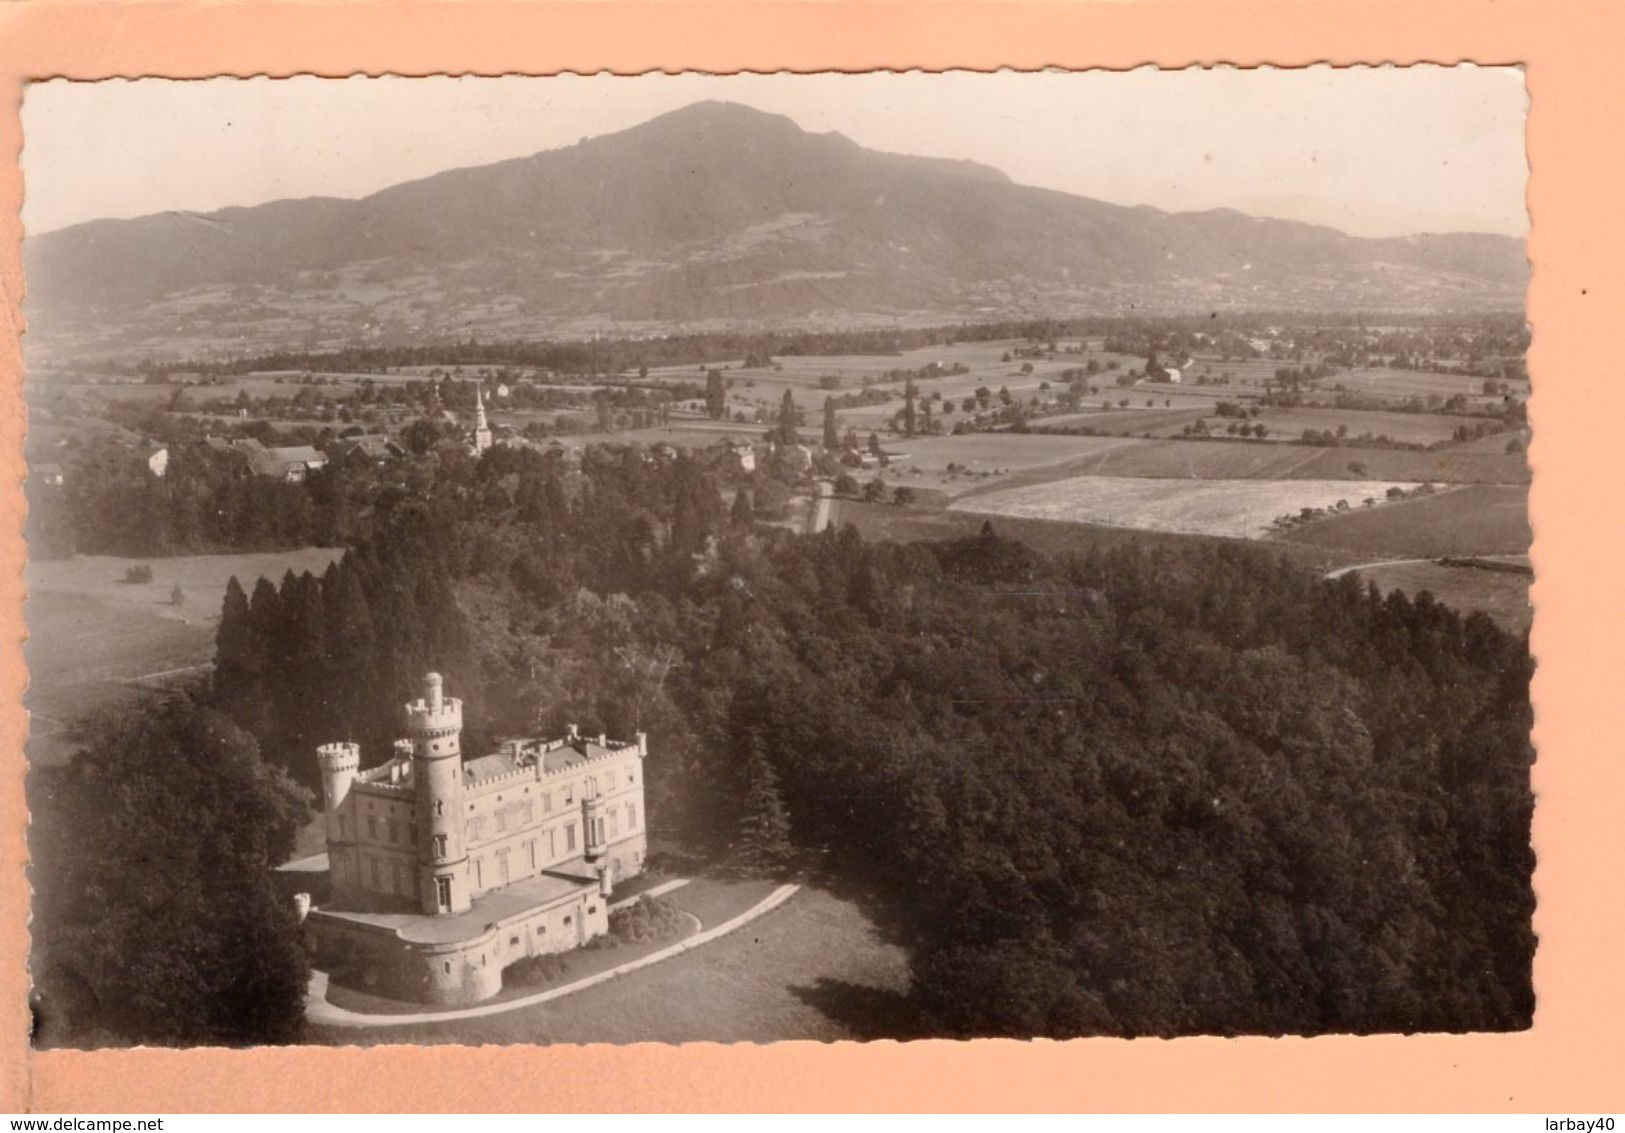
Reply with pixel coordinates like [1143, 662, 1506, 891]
[329, 434, 405, 464]
[722, 436, 757, 472]
[233, 438, 329, 482]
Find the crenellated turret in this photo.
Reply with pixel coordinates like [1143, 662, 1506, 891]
[316, 741, 362, 903]
[316, 741, 361, 840]
[407, 672, 471, 915]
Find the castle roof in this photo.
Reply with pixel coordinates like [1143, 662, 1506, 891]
[460, 738, 624, 786]
[314, 866, 599, 943]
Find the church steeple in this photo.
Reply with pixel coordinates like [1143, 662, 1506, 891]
[471, 383, 493, 455]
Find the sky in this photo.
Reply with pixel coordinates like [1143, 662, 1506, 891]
[21, 67, 1528, 239]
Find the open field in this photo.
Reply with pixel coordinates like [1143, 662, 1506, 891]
[1044, 403, 1508, 445]
[1281, 484, 1531, 558]
[25, 593, 209, 768]
[1236, 407, 1499, 445]
[27, 380, 174, 405]
[1323, 367, 1520, 405]
[831, 495, 1336, 567]
[950, 475, 1425, 540]
[1039, 406, 1212, 436]
[309, 881, 912, 1045]
[646, 338, 1146, 430]
[878, 432, 1529, 499]
[26, 548, 343, 767]
[884, 432, 1144, 475]
[1343, 559, 1532, 634]
[1452, 426, 1530, 456]
[983, 435, 1527, 486]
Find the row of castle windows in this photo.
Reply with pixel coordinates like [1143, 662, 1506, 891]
[463, 805, 637, 894]
[341, 797, 637, 856]
[352, 810, 645, 908]
[363, 815, 415, 847]
[357, 853, 414, 898]
[467, 801, 638, 855]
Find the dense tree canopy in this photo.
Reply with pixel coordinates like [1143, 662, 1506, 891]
[32, 699, 315, 1047]
[196, 436, 1535, 1039]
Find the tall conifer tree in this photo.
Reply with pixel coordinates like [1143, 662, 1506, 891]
[737, 735, 794, 875]
[777, 389, 800, 445]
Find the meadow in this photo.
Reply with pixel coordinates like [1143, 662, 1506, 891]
[878, 432, 1529, 499]
[949, 475, 1425, 540]
[1040, 405, 1486, 445]
[26, 547, 344, 767]
[1342, 559, 1532, 634]
[1280, 484, 1532, 559]
[647, 338, 1146, 430]
[1326, 366, 1524, 405]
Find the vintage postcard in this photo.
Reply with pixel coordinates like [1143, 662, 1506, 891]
[20, 65, 1535, 1045]
[1, 0, 1622, 1114]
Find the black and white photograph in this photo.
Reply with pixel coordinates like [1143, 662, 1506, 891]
[20, 67, 1534, 1049]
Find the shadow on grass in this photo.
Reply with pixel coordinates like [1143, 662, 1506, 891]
[789, 977, 925, 1041]
[653, 835, 917, 952]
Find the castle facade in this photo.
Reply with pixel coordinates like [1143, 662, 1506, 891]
[306, 672, 649, 1005]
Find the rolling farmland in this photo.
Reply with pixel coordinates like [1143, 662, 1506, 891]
[949, 475, 1424, 540]
[883, 432, 1529, 498]
[1279, 483, 1531, 558]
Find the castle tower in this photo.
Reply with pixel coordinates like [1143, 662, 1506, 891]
[407, 672, 471, 916]
[317, 741, 361, 846]
[471, 385, 493, 456]
[316, 741, 361, 902]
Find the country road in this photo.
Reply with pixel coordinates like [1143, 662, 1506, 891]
[807, 480, 835, 534]
[1323, 554, 1531, 581]
[1322, 557, 1436, 581]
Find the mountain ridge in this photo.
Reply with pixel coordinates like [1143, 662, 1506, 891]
[25, 100, 1528, 359]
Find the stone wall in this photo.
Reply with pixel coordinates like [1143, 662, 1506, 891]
[311, 885, 616, 1007]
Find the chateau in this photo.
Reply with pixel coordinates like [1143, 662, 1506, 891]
[306, 672, 649, 1005]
